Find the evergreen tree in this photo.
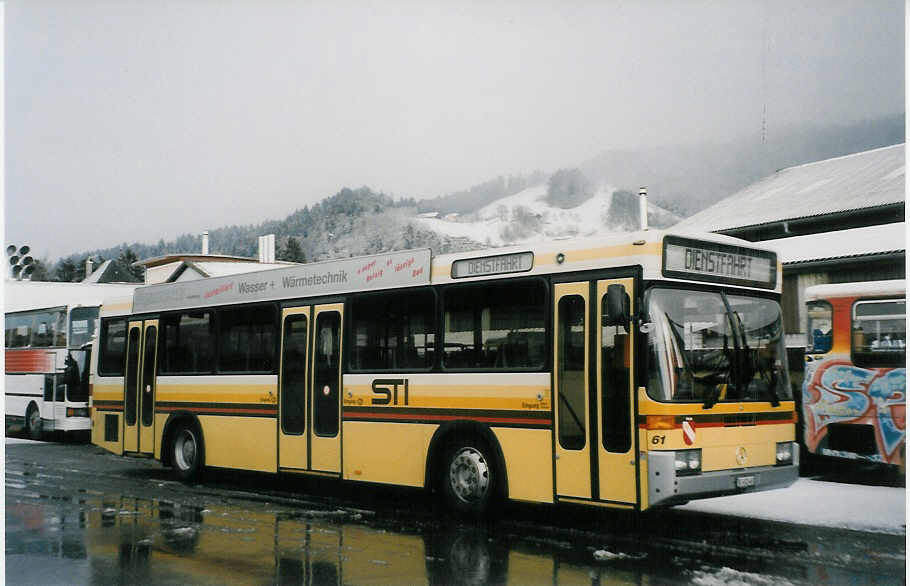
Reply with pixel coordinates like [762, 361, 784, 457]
[55, 258, 77, 282]
[281, 237, 306, 263]
[27, 258, 51, 281]
[546, 168, 593, 209]
[117, 248, 143, 281]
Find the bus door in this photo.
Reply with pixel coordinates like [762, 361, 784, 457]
[553, 279, 637, 505]
[554, 283, 592, 498]
[595, 278, 636, 505]
[123, 319, 159, 455]
[310, 304, 343, 474]
[278, 307, 311, 471]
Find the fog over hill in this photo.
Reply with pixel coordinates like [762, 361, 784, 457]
[40, 115, 904, 281]
[580, 114, 905, 216]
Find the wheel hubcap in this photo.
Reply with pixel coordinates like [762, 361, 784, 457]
[29, 410, 39, 428]
[448, 447, 490, 503]
[175, 430, 197, 470]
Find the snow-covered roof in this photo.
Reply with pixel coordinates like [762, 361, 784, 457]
[135, 253, 258, 269]
[191, 261, 292, 278]
[81, 260, 112, 283]
[674, 144, 905, 233]
[805, 279, 905, 301]
[4, 281, 139, 313]
[765, 222, 905, 265]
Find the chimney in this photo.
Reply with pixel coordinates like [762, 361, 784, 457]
[85, 257, 94, 277]
[258, 234, 275, 263]
[202, 231, 210, 255]
[638, 186, 649, 231]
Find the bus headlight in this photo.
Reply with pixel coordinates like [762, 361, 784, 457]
[674, 449, 702, 476]
[775, 442, 794, 465]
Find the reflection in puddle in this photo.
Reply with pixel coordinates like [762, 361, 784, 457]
[9, 494, 659, 585]
[7, 492, 905, 585]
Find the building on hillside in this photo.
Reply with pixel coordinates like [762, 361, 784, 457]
[673, 143, 905, 346]
[133, 233, 297, 285]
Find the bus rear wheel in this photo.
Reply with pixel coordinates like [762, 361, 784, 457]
[171, 422, 204, 482]
[441, 440, 497, 516]
[25, 404, 42, 440]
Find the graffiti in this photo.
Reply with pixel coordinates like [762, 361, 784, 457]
[803, 358, 906, 463]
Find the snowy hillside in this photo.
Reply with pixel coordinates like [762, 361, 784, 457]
[413, 184, 681, 248]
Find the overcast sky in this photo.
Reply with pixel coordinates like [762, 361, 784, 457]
[5, 0, 905, 261]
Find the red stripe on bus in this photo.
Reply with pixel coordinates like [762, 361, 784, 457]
[637, 417, 795, 430]
[156, 405, 277, 415]
[344, 410, 551, 426]
[5, 350, 54, 373]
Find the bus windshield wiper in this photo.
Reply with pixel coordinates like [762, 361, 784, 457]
[703, 329, 730, 409]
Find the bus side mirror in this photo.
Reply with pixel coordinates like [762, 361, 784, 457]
[605, 284, 630, 327]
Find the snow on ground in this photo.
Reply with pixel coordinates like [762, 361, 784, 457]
[5, 438, 44, 446]
[679, 478, 906, 535]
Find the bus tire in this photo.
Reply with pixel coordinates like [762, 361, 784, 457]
[25, 403, 42, 441]
[441, 438, 498, 516]
[171, 421, 204, 482]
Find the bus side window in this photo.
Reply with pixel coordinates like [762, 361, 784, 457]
[853, 299, 906, 368]
[53, 311, 67, 347]
[350, 290, 435, 371]
[557, 295, 586, 451]
[6, 313, 34, 348]
[443, 280, 546, 370]
[217, 305, 276, 373]
[806, 301, 833, 354]
[98, 319, 127, 377]
[313, 312, 341, 437]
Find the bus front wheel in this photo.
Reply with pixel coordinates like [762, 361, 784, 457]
[441, 440, 497, 516]
[25, 404, 42, 440]
[171, 422, 204, 482]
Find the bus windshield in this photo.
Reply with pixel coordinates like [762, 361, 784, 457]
[646, 288, 792, 405]
[69, 307, 100, 348]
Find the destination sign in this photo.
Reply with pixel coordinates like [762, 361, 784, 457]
[132, 249, 432, 313]
[663, 236, 776, 289]
[451, 251, 533, 279]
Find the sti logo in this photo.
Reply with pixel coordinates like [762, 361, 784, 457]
[371, 379, 409, 406]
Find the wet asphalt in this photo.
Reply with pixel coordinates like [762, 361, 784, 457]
[5, 437, 906, 585]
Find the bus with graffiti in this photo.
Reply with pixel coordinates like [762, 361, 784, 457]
[803, 280, 906, 468]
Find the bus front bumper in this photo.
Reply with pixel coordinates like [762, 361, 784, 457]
[56, 416, 91, 433]
[647, 445, 799, 508]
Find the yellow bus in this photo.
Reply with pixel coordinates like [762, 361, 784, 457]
[91, 230, 798, 514]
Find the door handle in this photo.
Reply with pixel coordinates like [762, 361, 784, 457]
[145, 385, 151, 393]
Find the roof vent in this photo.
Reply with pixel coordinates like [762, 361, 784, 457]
[639, 186, 649, 231]
[258, 234, 276, 263]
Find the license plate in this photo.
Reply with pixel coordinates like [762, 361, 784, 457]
[735, 475, 756, 488]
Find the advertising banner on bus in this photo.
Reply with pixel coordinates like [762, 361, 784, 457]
[133, 249, 432, 313]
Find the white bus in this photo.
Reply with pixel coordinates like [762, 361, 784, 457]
[5, 281, 137, 439]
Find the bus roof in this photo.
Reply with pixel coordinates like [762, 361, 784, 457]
[805, 279, 906, 302]
[431, 229, 779, 285]
[126, 230, 780, 314]
[4, 281, 139, 314]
